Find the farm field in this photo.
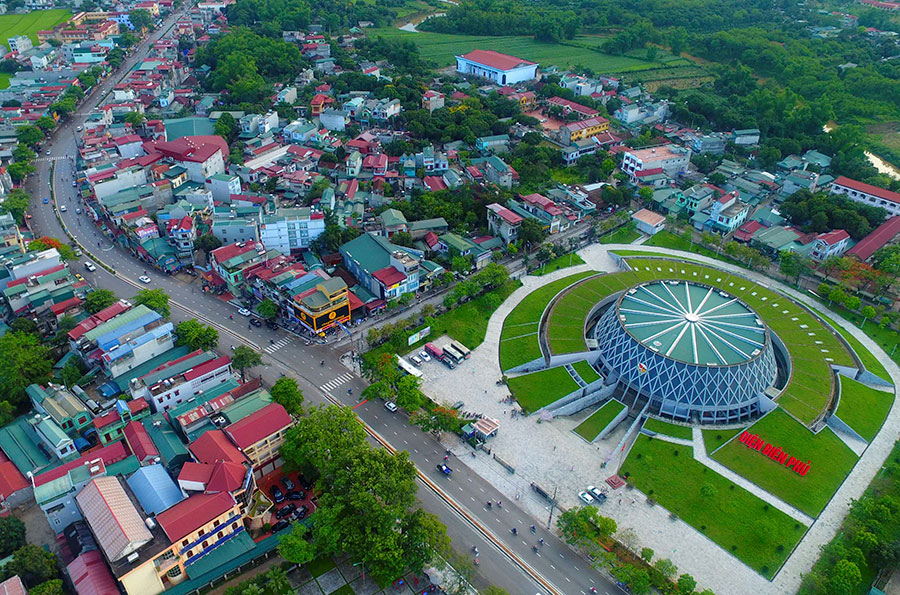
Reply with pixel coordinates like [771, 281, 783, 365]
[368, 28, 660, 73]
[0, 10, 70, 49]
[621, 434, 806, 578]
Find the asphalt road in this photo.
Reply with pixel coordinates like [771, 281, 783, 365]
[23, 14, 625, 595]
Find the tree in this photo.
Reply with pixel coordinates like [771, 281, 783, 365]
[232, 345, 262, 381]
[390, 231, 414, 247]
[557, 506, 616, 548]
[34, 116, 55, 132]
[7, 161, 35, 183]
[256, 299, 278, 319]
[85, 289, 117, 314]
[0, 516, 26, 557]
[215, 112, 238, 143]
[654, 558, 678, 580]
[129, 8, 153, 30]
[7, 545, 58, 588]
[518, 217, 545, 247]
[778, 251, 811, 286]
[270, 377, 304, 416]
[451, 255, 470, 274]
[396, 374, 424, 411]
[828, 287, 847, 308]
[194, 233, 223, 255]
[174, 319, 219, 351]
[861, 305, 876, 328]
[0, 189, 30, 224]
[134, 288, 170, 317]
[641, 547, 654, 563]
[16, 125, 43, 148]
[677, 573, 697, 594]
[845, 295, 862, 311]
[278, 523, 316, 565]
[123, 111, 145, 128]
[60, 361, 83, 388]
[827, 559, 861, 595]
[11, 144, 35, 163]
[29, 581, 62, 595]
[9, 317, 39, 338]
[0, 332, 52, 407]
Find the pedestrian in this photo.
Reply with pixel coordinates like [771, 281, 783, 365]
[618, 498, 622, 505]
[553, 445, 557, 451]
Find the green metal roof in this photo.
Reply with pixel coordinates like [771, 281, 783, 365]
[619, 281, 767, 366]
[164, 117, 215, 141]
[379, 208, 407, 228]
[0, 416, 53, 475]
[84, 305, 154, 342]
[221, 389, 271, 424]
[105, 455, 141, 477]
[141, 351, 216, 386]
[143, 414, 189, 464]
[111, 345, 191, 391]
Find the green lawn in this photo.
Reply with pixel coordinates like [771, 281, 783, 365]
[642, 417, 693, 440]
[0, 10, 71, 49]
[531, 253, 585, 276]
[703, 428, 743, 454]
[615, 250, 704, 263]
[816, 308, 892, 384]
[572, 360, 600, 384]
[712, 409, 858, 517]
[836, 376, 893, 441]
[500, 271, 595, 370]
[307, 556, 336, 578]
[644, 231, 742, 267]
[598, 223, 641, 245]
[0, 72, 10, 90]
[574, 399, 625, 441]
[367, 28, 660, 72]
[508, 366, 578, 412]
[621, 435, 807, 578]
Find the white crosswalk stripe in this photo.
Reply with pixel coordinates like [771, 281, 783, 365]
[264, 337, 292, 353]
[319, 373, 355, 392]
[34, 156, 70, 162]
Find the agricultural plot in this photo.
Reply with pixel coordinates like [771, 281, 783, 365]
[0, 10, 70, 49]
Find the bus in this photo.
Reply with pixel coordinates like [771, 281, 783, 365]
[449, 341, 471, 360]
[425, 342, 443, 359]
[396, 355, 423, 378]
[443, 344, 464, 364]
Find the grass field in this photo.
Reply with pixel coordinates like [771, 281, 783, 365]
[816, 307, 892, 383]
[711, 409, 858, 517]
[531, 253, 585, 276]
[368, 28, 660, 73]
[645, 230, 738, 265]
[642, 417, 693, 440]
[622, 435, 806, 578]
[572, 360, 599, 384]
[0, 10, 70, 49]
[507, 366, 578, 412]
[598, 223, 641, 245]
[0, 73, 11, 90]
[836, 376, 893, 441]
[499, 271, 595, 370]
[573, 400, 625, 441]
[703, 428, 743, 454]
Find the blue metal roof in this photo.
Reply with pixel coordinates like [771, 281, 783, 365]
[127, 465, 184, 515]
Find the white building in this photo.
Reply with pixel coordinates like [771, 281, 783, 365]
[319, 108, 348, 132]
[830, 176, 900, 217]
[7, 35, 32, 53]
[205, 173, 241, 202]
[810, 229, 851, 261]
[455, 50, 538, 85]
[631, 209, 666, 235]
[621, 145, 692, 183]
[130, 352, 233, 413]
[258, 208, 326, 254]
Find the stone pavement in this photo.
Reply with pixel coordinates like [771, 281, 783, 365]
[417, 242, 900, 595]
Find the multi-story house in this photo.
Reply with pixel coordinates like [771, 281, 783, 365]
[208, 242, 270, 297]
[130, 350, 233, 413]
[422, 90, 444, 113]
[621, 145, 692, 183]
[810, 229, 851, 261]
[90, 398, 151, 445]
[546, 96, 599, 120]
[828, 176, 900, 217]
[289, 276, 352, 333]
[258, 208, 326, 254]
[341, 233, 442, 302]
[486, 203, 523, 245]
[27, 384, 92, 436]
[224, 403, 292, 478]
[557, 116, 610, 146]
[698, 191, 748, 233]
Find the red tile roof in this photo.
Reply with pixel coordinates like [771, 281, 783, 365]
[423, 176, 447, 191]
[816, 229, 850, 245]
[563, 115, 610, 131]
[127, 398, 149, 415]
[50, 296, 83, 316]
[0, 460, 28, 498]
[547, 97, 599, 117]
[67, 550, 118, 595]
[205, 460, 246, 493]
[92, 409, 120, 431]
[458, 50, 536, 71]
[847, 216, 900, 261]
[520, 193, 563, 216]
[833, 176, 900, 204]
[224, 403, 291, 449]
[734, 220, 763, 242]
[189, 430, 247, 465]
[372, 266, 407, 287]
[122, 421, 157, 462]
[156, 491, 236, 542]
[210, 242, 256, 264]
[178, 461, 213, 485]
[182, 356, 231, 382]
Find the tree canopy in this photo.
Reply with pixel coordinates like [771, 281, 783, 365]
[174, 320, 219, 351]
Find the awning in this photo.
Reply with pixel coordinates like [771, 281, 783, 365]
[365, 299, 386, 313]
[200, 269, 226, 286]
[348, 290, 365, 312]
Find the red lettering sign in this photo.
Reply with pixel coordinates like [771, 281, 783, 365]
[738, 431, 811, 477]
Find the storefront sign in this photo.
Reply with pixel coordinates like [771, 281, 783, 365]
[738, 431, 811, 476]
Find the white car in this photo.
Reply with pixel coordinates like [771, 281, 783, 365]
[139, 275, 151, 284]
[84, 262, 96, 272]
[588, 485, 605, 500]
[238, 308, 252, 317]
[60, 205, 67, 212]
[72, 181, 77, 187]
[384, 401, 398, 412]
[419, 351, 431, 362]
[578, 491, 595, 505]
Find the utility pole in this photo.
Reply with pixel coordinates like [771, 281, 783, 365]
[546, 486, 558, 530]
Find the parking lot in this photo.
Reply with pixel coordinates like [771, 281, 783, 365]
[257, 469, 317, 534]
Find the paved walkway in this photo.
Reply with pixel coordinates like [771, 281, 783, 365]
[691, 428, 813, 525]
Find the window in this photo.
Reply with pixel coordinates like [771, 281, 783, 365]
[182, 539, 188, 547]
[202, 541, 208, 549]
[213, 519, 220, 527]
[186, 550, 192, 558]
[217, 531, 223, 539]
[232, 522, 238, 530]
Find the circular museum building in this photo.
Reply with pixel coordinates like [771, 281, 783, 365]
[592, 280, 780, 425]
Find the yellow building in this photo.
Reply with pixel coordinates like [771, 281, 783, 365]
[225, 402, 293, 478]
[561, 116, 610, 145]
[291, 277, 351, 333]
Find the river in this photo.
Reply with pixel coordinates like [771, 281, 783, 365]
[824, 121, 900, 180]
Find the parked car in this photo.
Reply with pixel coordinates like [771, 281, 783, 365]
[84, 262, 96, 272]
[238, 308, 252, 316]
[74, 273, 84, 282]
[588, 485, 607, 502]
[384, 401, 398, 412]
[275, 503, 296, 519]
[281, 477, 295, 490]
[270, 486, 284, 503]
[72, 181, 77, 187]
[294, 505, 309, 520]
[441, 357, 456, 370]
[249, 318, 262, 327]
[139, 275, 151, 284]
[298, 476, 312, 490]
[419, 351, 431, 362]
[578, 491, 594, 505]
[452, 401, 464, 410]
[288, 491, 305, 501]
[271, 520, 290, 532]
[411, 355, 423, 366]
